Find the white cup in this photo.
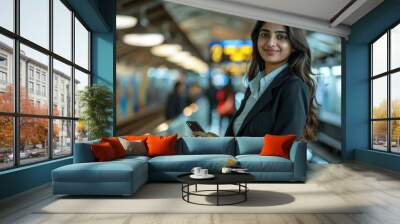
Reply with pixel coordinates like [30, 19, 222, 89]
[191, 167, 202, 176]
[200, 169, 208, 176]
[221, 167, 232, 174]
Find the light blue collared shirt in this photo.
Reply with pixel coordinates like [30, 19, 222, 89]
[233, 63, 288, 135]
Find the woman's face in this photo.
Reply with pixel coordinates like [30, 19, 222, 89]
[257, 22, 292, 67]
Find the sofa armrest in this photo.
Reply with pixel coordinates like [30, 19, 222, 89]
[73, 140, 100, 163]
[289, 141, 307, 181]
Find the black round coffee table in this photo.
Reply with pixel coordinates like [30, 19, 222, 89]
[177, 173, 255, 206]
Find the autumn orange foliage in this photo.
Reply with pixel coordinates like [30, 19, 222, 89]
[0, 85, 59, 149]
[372, 99, 400, 141]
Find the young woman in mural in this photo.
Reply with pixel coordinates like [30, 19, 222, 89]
[194, 21, 318, 141]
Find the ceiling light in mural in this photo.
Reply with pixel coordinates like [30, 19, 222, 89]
[151, 44, 182, 57]
[177, 56, 208, 73]
[167, 51, 191, 63]
[116, 15, 137, 29]
[123, 33, 164, 47]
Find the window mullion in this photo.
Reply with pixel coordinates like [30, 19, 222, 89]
[370, 45, 373, 149]
[71, 11, 76, 154]
[13, 0, 20, 167]
[49, 0, 53, 160]
[387, 29, 392, 152]
[387, 29, 391, 152]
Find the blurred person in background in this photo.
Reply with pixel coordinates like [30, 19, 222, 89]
[216, 77, 236, 133]
[205, 78, 218, 125]
[165, 81, 184, 120]
[185, 83, 203, 106]
[194, 20, 318, 141]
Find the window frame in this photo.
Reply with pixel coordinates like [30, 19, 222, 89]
[369, 20, 400, 154]
[0, 0, 92, 171]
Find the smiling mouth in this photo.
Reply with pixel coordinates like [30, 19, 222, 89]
[264, 49, 280, 55]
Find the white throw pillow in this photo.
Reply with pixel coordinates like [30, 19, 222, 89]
[118, 137, 147, 156]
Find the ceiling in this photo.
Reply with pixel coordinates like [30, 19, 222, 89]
[164, 0, 384, 37]
[117, 0, 255, 70]
[224, 0, 367, 25]
[116, 0, 362, 72]
[163, 2, 254, 60]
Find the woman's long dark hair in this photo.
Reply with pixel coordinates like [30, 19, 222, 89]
[248, 21, 318, 141]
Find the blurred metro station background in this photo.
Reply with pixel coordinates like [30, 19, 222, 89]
[115, 1, 342, 163]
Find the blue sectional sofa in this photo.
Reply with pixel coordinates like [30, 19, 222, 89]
[52, 137, 307, 196]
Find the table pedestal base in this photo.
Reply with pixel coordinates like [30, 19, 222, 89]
[181, 183, 249, 206]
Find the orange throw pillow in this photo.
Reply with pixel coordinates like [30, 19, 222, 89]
[101, 137, 126, 158]
[259, 134, 297, 159]
[146, 134, 177, 157]
[91, 142, 117, 161]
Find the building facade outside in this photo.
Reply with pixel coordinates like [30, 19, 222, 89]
[0, 41, 81, 168]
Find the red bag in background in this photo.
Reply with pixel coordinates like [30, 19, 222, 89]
[217, 94, 235, 116]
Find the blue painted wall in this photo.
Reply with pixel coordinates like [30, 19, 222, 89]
[344, 0, 400, 171]
[0, 158, 72, 199]
[68, 0, 116, 134]
[66, 0, 110, 32]
[92, 0, 116, 135]
[0, 0, 116, 200]
[355, 149, 400, 172]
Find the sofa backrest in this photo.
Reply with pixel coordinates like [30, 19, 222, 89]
[73, 136, 302, 162]
[177, 137, 235, 155]
[235, 137, 304, 158]
[73, 139, 100, 163]
[235, 137, 263, 155]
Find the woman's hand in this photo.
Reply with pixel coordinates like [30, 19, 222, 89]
[192, 131, 219, 137]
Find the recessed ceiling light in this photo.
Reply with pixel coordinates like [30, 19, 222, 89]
[173, 55, 208, 73]
[151, 44, 182, 57]
[123, 33, 164, 47]
[116, 15, 137, 29]
[167, 51, 191, 63]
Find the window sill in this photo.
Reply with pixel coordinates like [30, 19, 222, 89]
[0, 156, 72, 175]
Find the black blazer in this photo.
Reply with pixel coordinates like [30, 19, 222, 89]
[225, 67, 309, 138]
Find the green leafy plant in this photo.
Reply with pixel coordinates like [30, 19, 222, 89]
[79, 84, 113, 140]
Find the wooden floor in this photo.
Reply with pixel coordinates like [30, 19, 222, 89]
[1, 162, 400, 224]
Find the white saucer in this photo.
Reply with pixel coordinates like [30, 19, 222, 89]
[190, 174, 215, 179]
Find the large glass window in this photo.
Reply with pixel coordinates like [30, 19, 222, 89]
[391, 120, 400, 153]
[53, 0, 72, 60]
[19, 117, 49, 165]
[391, 24, 400, 70]
[372, 34, 387, 77]
[53, 59, 72, 117]
[0, 0, 14, 32]
[53, 119, 72, 158]
[0, 35, 14, 113]
[20, 0, 49, 49]
[74, 69, 89, 143]
[0, 116, 13, 170]
[20, 44, 49, 115]
[372, 77, 387, 119]
[0, 1, 91, 170]
[74, 69, 89, 118]
[372, 121, 388, 151]
[370, 23, 400, 154]
[74, 18, 89, 70]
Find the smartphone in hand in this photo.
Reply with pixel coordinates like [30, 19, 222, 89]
[186, 121, 205, 132]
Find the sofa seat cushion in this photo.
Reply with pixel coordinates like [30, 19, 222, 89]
[236, 155, 293, 172]
[116, 155, 150, 162]
[149, 154, 235, 172]
[53, 159, 147, 183]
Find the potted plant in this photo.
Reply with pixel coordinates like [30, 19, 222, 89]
[79, 84, 113, 140]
